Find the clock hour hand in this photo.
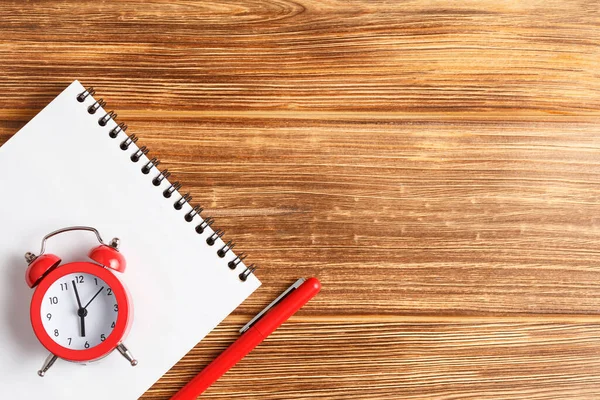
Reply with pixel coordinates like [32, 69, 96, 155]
[72, 281, 86, 337]
[77, 310, 86, 337]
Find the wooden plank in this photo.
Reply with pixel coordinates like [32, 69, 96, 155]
[2, 115, 599, 315]
[0, 1, 597, 113]
[142, 319, 600, 399]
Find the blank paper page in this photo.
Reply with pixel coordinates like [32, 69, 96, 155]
[0, 81, 261, 399]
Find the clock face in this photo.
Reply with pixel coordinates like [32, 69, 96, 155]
[40, 272, 118, 351]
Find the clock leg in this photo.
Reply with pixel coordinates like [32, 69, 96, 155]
[37, 353, 58, 377]
[116, 343, 138, 366]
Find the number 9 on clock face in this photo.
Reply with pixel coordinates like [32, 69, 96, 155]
[40, 272, 118, 351]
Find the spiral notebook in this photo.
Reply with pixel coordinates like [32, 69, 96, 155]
[0, 81, 261, 399]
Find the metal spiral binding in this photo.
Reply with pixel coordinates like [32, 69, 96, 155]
[142, 158, 159, 174]
[99, 111, 117, 127]
[131, 146, 149, 162]
[77, 87, 95, 103]
[228, 253, 246, 270]
[153, 169, 170, 186]
[185, 205, 203, 222]
[76, 86, 257, 282]
[88, 99, 106, 114]
[217, 241, 235, 258]
[121, 134, 138, 150]
[174, 193, 192, 210]
[239, 264, 256, 282]
[206, 229, 224, 246]
[110, 122, 127, 138]
[163, 181, 181, 198]
[195, 217, 214, 234]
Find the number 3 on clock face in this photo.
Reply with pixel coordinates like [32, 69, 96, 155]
[41, 272, 117, 350]
[30, 261, 131, 363]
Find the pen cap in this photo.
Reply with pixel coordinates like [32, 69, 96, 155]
[253, 277, 321, 337]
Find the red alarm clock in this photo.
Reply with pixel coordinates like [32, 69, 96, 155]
[24, 226, 137, 377]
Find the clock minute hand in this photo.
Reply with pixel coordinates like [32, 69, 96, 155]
[72, 280, 83, 308]
[72, 281, 86, 337]
[84, 286, 105, 310]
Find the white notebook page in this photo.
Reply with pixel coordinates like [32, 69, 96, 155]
[0, 81, 261, 399]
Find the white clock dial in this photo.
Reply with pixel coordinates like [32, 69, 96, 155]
[40, 272, 118, 350]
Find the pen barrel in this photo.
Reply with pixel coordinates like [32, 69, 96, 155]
[253, 277, 321, 336]
[170, 328, 264, 400]
[170, 278, 321, 400]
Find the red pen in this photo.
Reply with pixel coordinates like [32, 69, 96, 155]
[171, 277, 322, 399]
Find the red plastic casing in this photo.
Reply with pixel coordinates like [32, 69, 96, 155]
[30, 261, 132, 362]
[88, 245, 127, 273]
[171, 277, 321, 400]
[26, 254, 62, 288]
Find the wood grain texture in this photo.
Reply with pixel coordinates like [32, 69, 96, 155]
[0, 0, 599, 398]
[146, 318, 600, 399]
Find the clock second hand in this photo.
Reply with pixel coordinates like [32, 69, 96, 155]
[71, 280, 86, 337]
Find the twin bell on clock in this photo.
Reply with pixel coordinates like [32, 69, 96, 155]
[24, 226, 137, 377]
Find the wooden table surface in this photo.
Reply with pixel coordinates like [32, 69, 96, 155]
[1, 1, 600, 398]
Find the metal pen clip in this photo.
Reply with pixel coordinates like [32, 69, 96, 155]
[239, 278, 306, 334]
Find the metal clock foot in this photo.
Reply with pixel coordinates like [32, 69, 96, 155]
[117, 343, 138, 366]
[37, 353, 58, 377]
